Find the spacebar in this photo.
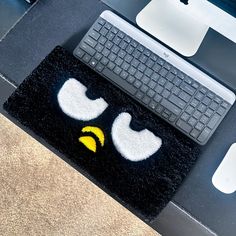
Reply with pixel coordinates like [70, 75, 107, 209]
[102, 68, 137, 95]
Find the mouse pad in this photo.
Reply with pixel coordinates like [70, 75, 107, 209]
[4, 46, 200, 221]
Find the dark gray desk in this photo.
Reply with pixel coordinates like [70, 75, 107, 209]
[0, 0, 236, 235]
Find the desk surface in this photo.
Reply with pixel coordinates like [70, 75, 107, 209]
[0, 0, 235, 235]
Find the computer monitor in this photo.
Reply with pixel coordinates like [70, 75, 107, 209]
[136, 0, 236, 57]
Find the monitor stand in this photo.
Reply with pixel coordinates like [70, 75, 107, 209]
[136, 0, 209, 57]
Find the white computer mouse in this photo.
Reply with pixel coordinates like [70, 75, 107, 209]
[212, 143, 236, 194]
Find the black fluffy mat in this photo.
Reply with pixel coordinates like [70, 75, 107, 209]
[4, 46, 200, 221]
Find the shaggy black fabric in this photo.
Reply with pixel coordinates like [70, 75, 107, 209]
[4, 46, 200, 221]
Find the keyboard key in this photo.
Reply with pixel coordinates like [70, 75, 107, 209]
[80, 42, 96, 56]
[102, 68, 137, 95]
[148, 80, 156, 89]
[121, 61, 130, 71]
[177, 120, 192, 133]
[188, 117, 197, 126]
[100, 28, 108, 36]
[149, 101, 157, 110]
[111, 45, 119, 54]
[102, 48, 110, 57]
[89, 30, 100, 40]
[181, 112, 190, 122]
[95, 44, 104, 52]
[142, 96, 150, 105]
[156, 105, 164, 113]
[89, 59, 98, 67]
[142, 76, 150, 85]
[222, 101, 230, 109]
[159, 68, 168, 77]
[138, 64, 146, 72]
[193, 110, 201, 119]
[127, 75, 135, 83]
[144, 49, 151, 57]
[207, 113, 221, 129]
[105, 41, 113, 49]
[146, 59, 155, 68]
[173, 77, 182, 86]
[167, 73, 175, 81]
[190, 99, 199, 108]
[134, 80, 142, 88]
[217, 106, 226, 116]
[162, 112, 170, 119]
[205, 108, 214, 117]
[202, 96, 211, 106]
[107, 61, 115, 70]
[180, 83, 196, 95]
[114, 66, 122, 75]
[95, 63, 104, 72]
[200, 115, 209, 124]
[165, 82, 173, 91]
[85, 36, 97, 48]
[136, 91, 144, 100]
[82, 54, 91, 63]
[95, 53, 103, 61]
[128, 67, 136, 75]
[179, 91, 191, 102]
[108, 52, 116, 61]
[169, 114, 177, 122]
[158, 77, 166, 86]
[169, 95, 186, 109]
[98, 18, 106, 25]
[195, 122, 204, 131]
[157, 58, 165, 66]
[195, 92, 204, 101]
[198, 104, 207, 113]
[186, 106, 195, 115]
[155, 85, 163, 94]
[115, 57, 123, 66]
[161, 99, 181, 115]
[75, 48, 85, 58]
[171, 86, 180, 95]
[162, 89, 170, 98]
[144, 68, 153, 77]
[131, 59, 139, 67]
[153, 64, 162, 73]
[98, 36, 107, 45]
[139, 55, 148, 64]
[190, 129, 200, 138]
[150, 54, 158, 61]
[151, 73, 160, 82]
[118, 31, 125, 38]
[141, 85, 148, 93]
[210, 101, 219, 110]
[111, 27, 119, 34]
[93, 23, 102, 32]
[198, 128, 211, 143]
[154, 94, 162, 103]
[147, 89, 155, 98]
[135, 71, 143, 80]
[137, 44, 145, 52]
[101, 57, 109, 65]
[120, 71, 129, 80]
[200, 87, 208, 94]
[113, 36, 121, 45]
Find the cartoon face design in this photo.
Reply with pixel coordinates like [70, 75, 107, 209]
[57, 78, 162, 162]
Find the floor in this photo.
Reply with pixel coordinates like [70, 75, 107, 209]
[0, 0, 29, 39]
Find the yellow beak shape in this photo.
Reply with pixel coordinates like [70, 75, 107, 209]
[79, 126, 105, 153]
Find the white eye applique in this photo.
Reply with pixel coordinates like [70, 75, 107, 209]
[111, 112, 162, 162]
[57, 78, 108, 121]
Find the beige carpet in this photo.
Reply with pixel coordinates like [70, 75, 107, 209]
[0, 114, 160, 236]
